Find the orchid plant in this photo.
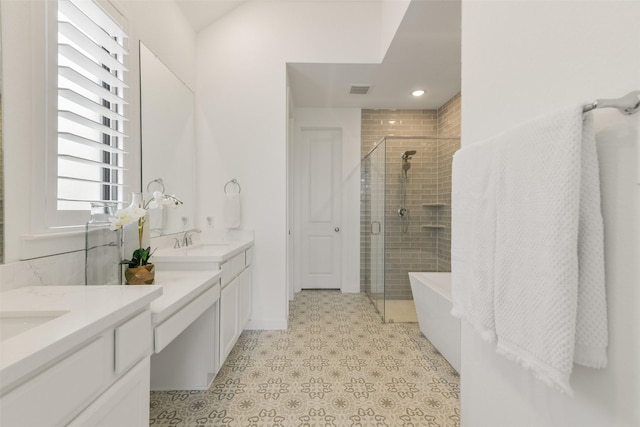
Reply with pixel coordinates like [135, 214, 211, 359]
[110, 191, 183, 267]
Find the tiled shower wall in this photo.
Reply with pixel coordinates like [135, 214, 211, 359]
[360, 93, 461, 299]
[436, 93, 461, 271]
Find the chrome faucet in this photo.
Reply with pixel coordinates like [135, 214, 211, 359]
[182, 228, 202, 247]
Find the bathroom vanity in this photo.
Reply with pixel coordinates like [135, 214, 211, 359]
[0, 285, 162, 426]
[152, 237, 254, 382]
[148, 269, 222, 390]
[0, 237, 254, 426]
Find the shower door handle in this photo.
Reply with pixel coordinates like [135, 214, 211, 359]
[371, 221, 381, 235]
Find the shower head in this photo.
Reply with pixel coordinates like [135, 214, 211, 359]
[402, 150, 417, 160]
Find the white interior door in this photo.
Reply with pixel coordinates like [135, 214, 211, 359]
[300, 128, 342, 289]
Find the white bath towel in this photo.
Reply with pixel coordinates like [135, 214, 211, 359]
[451, 137, 505, 342]
[493, 106, 607, 395]
[451, 105, 607, 395]
[224, 193, 241, 229]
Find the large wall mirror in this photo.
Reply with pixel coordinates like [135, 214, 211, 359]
[140, 42, 196, 236]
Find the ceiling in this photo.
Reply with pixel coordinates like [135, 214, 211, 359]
[289, 1, 461, 109]
[175, 0, 461, 110]
[174, 0, 245, 33]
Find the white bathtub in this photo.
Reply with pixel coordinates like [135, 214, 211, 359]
[409, 272, 460, 372]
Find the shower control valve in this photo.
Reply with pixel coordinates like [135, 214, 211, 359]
[398, 208, 408, 217]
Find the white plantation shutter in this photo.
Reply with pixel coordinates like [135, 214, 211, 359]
[57, 0, 128, 210]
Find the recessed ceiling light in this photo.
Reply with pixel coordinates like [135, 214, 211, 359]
[412, 89, 425, 97]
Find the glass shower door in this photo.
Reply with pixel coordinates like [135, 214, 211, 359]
[368, 139, 386, 320]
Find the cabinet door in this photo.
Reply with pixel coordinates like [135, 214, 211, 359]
[238, 266, 252, 330]
[0, 336, 109, 427]
[220, 277, 240, 364]
[69, 358, 151, 427]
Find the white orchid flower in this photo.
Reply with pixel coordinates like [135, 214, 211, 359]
[163, 194, 184, 206]
[145, 191, 163, 209]
[109, 208, 136, 230]
[147, 191, 184, 208]
[146, 191, 183, 209]
[130, 206, 147, 219]
[108, 206, 147, 230]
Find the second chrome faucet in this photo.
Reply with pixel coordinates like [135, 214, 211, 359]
[181, 228, 202, 247]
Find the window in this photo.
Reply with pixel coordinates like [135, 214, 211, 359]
[56, 0, 128, 212]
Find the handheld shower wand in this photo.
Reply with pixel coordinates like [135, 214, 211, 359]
[401, 150, 417, 160]
[399, 150, 417, 232]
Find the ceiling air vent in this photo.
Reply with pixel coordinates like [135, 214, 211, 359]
[349, 84, 371, 95]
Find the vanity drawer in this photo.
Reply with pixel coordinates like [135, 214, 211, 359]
[221, 252, 246, 286]
[0, 336, 110, 427]
[154, 284, 220, 353]
[115, 310, 152, 375]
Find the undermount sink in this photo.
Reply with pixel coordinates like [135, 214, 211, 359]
[152, 237, 252, 265]
[0, 311, 69, 342]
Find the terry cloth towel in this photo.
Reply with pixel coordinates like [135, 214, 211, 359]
[451, 105, 608, 395]
[451, 136, 505, 343]
[224, 192, 241, 229]
[494, 106, 607, 395]
[147, 206, 165, 231]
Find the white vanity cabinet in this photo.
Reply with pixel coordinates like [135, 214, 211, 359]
[67, 357, 150, 427]
[219, 248, 252, 365]
[152, 240, 254, 370]
[149, 270, 222, 391]
[1, 308, 155, 427]
[220, 275, 240, 362]
[238, 266, 253, 330]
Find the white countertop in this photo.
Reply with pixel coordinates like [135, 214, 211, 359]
[150, 269, 222, 324]
[153, 238, 253, 264]
[0, 285, 162, 389]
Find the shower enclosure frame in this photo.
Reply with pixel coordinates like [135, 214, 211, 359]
[361, 135, 461, 322]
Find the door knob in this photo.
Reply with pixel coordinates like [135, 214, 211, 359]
[334, 227, 340, 232]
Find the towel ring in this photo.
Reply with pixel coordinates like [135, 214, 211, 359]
[146, 178, 165, 194]
[224, 179, 241, 194]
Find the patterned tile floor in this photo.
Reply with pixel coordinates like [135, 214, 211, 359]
[149, 290, 460, 426]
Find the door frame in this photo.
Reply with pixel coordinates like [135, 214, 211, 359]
[289, 111, 362, 298]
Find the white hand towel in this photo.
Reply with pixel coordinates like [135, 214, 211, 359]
[493, 106, 607, 395]
[147, 206, 165, 231]
[451, 137, 505, 343]
[224, 193, 241, 229]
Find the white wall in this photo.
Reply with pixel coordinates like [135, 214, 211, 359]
[461, 1, 640, 426]
[117, 0, 196, 90]
[196, 1, 406, 329]
[293, 107, 362, 295]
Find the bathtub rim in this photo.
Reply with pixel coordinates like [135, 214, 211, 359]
[408, 272, 452, 301]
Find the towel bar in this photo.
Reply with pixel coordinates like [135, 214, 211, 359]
[583, 90, 640, 115]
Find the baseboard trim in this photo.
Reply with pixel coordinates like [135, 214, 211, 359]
[245, 317, 288, 330]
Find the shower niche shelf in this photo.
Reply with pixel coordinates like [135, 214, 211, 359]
[421, 203, 446, 208]
[421, 224, 446, 230]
